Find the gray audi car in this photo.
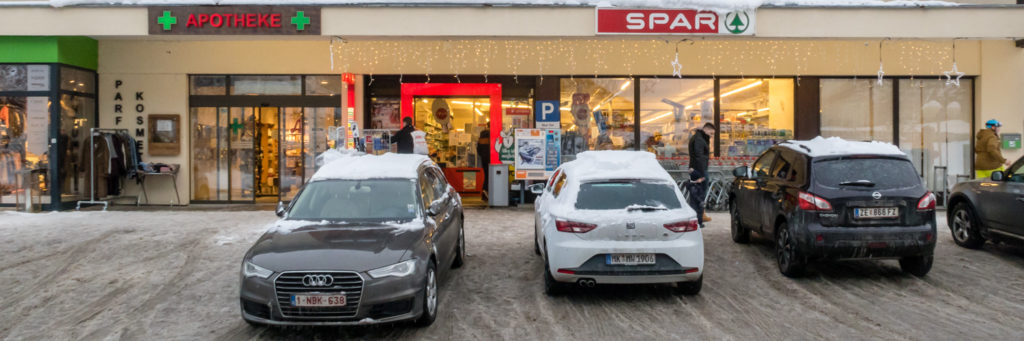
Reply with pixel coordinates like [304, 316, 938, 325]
[239, 153, 465, 327]
[947, 155, 1024, 249]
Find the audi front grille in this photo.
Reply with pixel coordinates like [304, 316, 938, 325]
[274, 271, 363, 321]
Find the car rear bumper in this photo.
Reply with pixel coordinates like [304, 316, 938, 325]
[801, 223, 937, 260]
[546, 236, 704, 284]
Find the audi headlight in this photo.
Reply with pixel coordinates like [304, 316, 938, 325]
[368, 259, 417, 279]
[243, 261, 273, 279]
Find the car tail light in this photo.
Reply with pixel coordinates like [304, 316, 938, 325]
[556, 220, 597, 233]
[917, 191, 936, 211]
[664, 219, 699, 233]
[798, 192, 833, 211]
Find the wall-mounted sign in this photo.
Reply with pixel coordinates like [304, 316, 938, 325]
[148, 6, 320, 35]
[26, 65, 49, 91]
[596, 8, 755, 35]
[1003, 133, 1021, 150]
[514, 129, 561, 180]
[535, 100, 560, 130]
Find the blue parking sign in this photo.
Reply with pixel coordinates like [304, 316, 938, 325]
[535, 100, 560, 129]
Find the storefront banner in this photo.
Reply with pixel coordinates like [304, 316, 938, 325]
[26, 65, 49, 91]
[148, 6, 320, 35]
[497, 129, 515, 165]
[25, 97, 48, 156]
[535, 100, 560, 130]
[596, 9, 755, 35]
[515, 129, 561, 180]
[370, 99, 401, 130]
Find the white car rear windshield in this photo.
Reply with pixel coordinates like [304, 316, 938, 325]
[575, 180, 682, 210]
[288, 179, 419, 220]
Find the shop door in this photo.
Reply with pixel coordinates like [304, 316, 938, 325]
[279, 107, 305, 201]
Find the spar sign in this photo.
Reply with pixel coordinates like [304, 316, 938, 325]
[596, 9, 755, 35]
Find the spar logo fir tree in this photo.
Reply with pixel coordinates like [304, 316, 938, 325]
[724, 11, 750, 34]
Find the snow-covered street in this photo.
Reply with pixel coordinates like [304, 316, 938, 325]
[1, 208, 1023, 340]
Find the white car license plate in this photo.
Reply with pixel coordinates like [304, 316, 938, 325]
[607, 253, 656, 265]
[291, 294, 346, 307]
[854, 207, 899, 219]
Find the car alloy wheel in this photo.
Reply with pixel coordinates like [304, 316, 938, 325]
[730, 202, 749, 244]
[777, 228, 792, 269]
[951, 209, 972, 243]
[426, 268, 437, 316]
[776, 224, 805, 277]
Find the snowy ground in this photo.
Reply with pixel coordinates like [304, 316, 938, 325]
[1, 208, 1023, 340]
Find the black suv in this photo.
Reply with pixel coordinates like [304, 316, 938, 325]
[728, 140, 937, 277]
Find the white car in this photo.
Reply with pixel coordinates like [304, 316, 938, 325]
[530, 151, 704, 295]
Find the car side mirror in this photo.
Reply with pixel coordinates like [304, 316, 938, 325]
[275, 201, 287, 218]
[528, 183, 546, 195]
[991, 171, 1005, 182]
[733, 166, 749, 178]
[427, 199, 444, 216]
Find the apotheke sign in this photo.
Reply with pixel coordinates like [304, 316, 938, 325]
[596, 8, 755, 35]
[148, 6, 320, 35]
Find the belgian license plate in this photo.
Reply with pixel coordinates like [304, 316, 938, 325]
[854, 207, 899, 219]
[607, 253, 656, 265]
[291, 294, 346, 307]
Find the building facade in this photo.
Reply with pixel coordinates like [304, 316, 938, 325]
[1, 2, 1023, 209]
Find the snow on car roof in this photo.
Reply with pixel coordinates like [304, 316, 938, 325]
[779, 136, 906, 158]
[561, 150, 674, 182]
[310, 152, 431, 181]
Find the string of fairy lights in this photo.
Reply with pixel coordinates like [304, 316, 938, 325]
[330, 39, 971, 87]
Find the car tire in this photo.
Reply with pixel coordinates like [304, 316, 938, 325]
[899, 255, 933, 277]
[543, 258, 564, 296]
[950, 202, 985, 249]
[730, 201, 750, 244]
[452, 223, 466, 269]
[674, 275, 703, 296]
[414, 261, 438, 327]
[534, 222, 541, 256]
[776, 222, 806, 278]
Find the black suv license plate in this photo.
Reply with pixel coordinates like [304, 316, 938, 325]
[854, 207, 899, 219]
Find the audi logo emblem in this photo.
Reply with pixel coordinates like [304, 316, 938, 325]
[302, 274, 334, 287]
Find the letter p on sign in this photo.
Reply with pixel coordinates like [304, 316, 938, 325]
[535, 100, 560, 130]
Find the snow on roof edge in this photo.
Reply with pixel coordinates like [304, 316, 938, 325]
[28, 0, 960, 11]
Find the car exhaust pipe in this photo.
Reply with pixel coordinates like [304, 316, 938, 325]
[577, 278, 596, 288]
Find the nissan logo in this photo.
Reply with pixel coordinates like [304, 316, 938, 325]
[872, 192, 882, 200]
[302, 274, 334, 287]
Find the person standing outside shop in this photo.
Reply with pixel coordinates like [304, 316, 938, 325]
[688, 123, 715, 228]
[975, 119, 1010, 179]
[477, 128, 491, 199]
[391, 117, 415, 154]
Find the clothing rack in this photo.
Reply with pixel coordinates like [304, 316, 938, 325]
[76, 128, 139, 211]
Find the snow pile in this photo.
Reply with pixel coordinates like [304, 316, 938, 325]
[309, 152, 430, 181]
[780, 136, 906, 157]
[564, 150, 674, 182]
[213, 234, 238, 245]
[44, 0, 959, 11]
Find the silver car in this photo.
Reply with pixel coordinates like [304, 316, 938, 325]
[239, 155, 465, 327]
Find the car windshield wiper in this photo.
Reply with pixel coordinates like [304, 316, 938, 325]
[838, 180, 876, 187]
[626, 204, 668, 211]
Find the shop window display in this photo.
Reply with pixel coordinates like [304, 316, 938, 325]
[820, 79, 894, 142]
[230, 75, 302, 96]
[1, 97, 50, 204]
[898, 79, 973, 195]
[413, 97, 491, 168]
[60, 66, 96, 94]
[639, 78, 714, 162]
[559, 78, 636, 160]
[718, 78, 794, 158]
[190, 76, 227, 95]
[59, 94, 95, 202]
[190, 107, 229, 201]
[305, 76, 341, 96]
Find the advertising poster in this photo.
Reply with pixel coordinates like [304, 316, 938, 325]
[370, 99, 401, 130]
[514, 129, 561, 180]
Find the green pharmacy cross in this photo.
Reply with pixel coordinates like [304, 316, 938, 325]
[291, 11, 311, 31]
[157, 11, 177, 30]
[230, 118, 244, 135]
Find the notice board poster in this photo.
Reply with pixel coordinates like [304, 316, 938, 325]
[370, 99, 401, 130]
[514, 129, 561, 180]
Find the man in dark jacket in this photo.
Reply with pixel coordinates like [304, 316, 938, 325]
[391, 117, 415, 154]
[687, 123, 715, 228]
